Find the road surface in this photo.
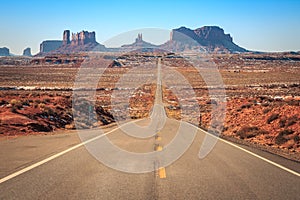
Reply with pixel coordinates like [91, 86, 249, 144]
[0, 59, 299, 199]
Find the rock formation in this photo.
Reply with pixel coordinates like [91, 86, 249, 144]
[37, 26, 247, 55]
[62, 30, 70, 46]
[136, 33, 143, 43]
[0, 47, 10, 56]
[164, 26, 247, 53]
[48, 30, 105, 54]
[70, 31, 96, 46]
[40, 40, 62, 53]
[22, 47, 32, 56]
[121, 33, 157, 51]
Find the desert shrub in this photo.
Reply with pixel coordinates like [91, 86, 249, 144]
[206, 99, 217, 105]
[275, 101, 284, 107]
[259, 129, 269, 135]
[250, 99, 257, 104]
[279, 129, 294, 136]
[261, 102, 270, 107]
[294, 135, 300, 142]
[10, 99, 18, 105]
[11, 106, 18, 113]
[236, 126, 260, 139]
[35, 99, 41, 104]
[267, 113, 279, 124]
[286, 115, 298, 127]
[29, 123, 52, 132]
[268, 84, 276, 89]
[223, 126, 228, 131]
[290, 83, 300, 88]
[38, 103, 45, 109]
[275, 131, 289, 145]
[22, 100, 30, 107]
[236, 108, 242, 112]
[268, 97, 274, 102]
[286, 120, 297, 127]
[258, 96, 267, 101]
[10, 99, 22, 109]
[236, 126, 269, 139]
[56, 105, 64, 110]
[263, 108, 271, 114]
[286, 99, 300, 106]
[43, 98, 51, 103]
[264, 135, 272, 139]
[0, 100, 8, 106]
[240, 103, 252, 109]
[44, 106, 55, 116]
[279, 118, 286, 128]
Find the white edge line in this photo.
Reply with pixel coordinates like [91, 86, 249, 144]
[218, 137, 300, 177]
[194, 123, 300, 177]
[0, 120, 141, 184]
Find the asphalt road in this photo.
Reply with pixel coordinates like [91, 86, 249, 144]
[0, 119, 299, 199]
[0, 58, 299, 199]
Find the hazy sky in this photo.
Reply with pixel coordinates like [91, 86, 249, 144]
[1, 0, 300, 54]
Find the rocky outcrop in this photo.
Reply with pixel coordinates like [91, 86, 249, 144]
[37, 26, 247, 55]
[121, 33, 157, 51]
[136, 33, 143, 43]
[40, 41, 62, 53]
[62, 30, 70, 46]
[22, 48, 32, 57]
[50, 30, 106, 54]
[164, 26, 247, 53]
[70, 31, 96, 46]
[62, 30, 97, 46]
[0, 47, 10, 56]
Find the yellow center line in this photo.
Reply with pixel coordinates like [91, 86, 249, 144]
[156, 145, 163, 151]
[156, 136, 162, 141]
[158, 167, 166, 179]
[154, 135, 166, 178]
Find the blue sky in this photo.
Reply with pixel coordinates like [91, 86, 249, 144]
[1, 0, 300, 54]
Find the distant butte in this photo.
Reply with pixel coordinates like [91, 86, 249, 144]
[37, 30, 106, 55]
[36, 25, 248, 55]
[121, 33, 157, 50]
[23, 47, 32, 57]
[162, 26, 247, 53]
[52, 30, 106, 54]
[0, 47, 10, 56]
